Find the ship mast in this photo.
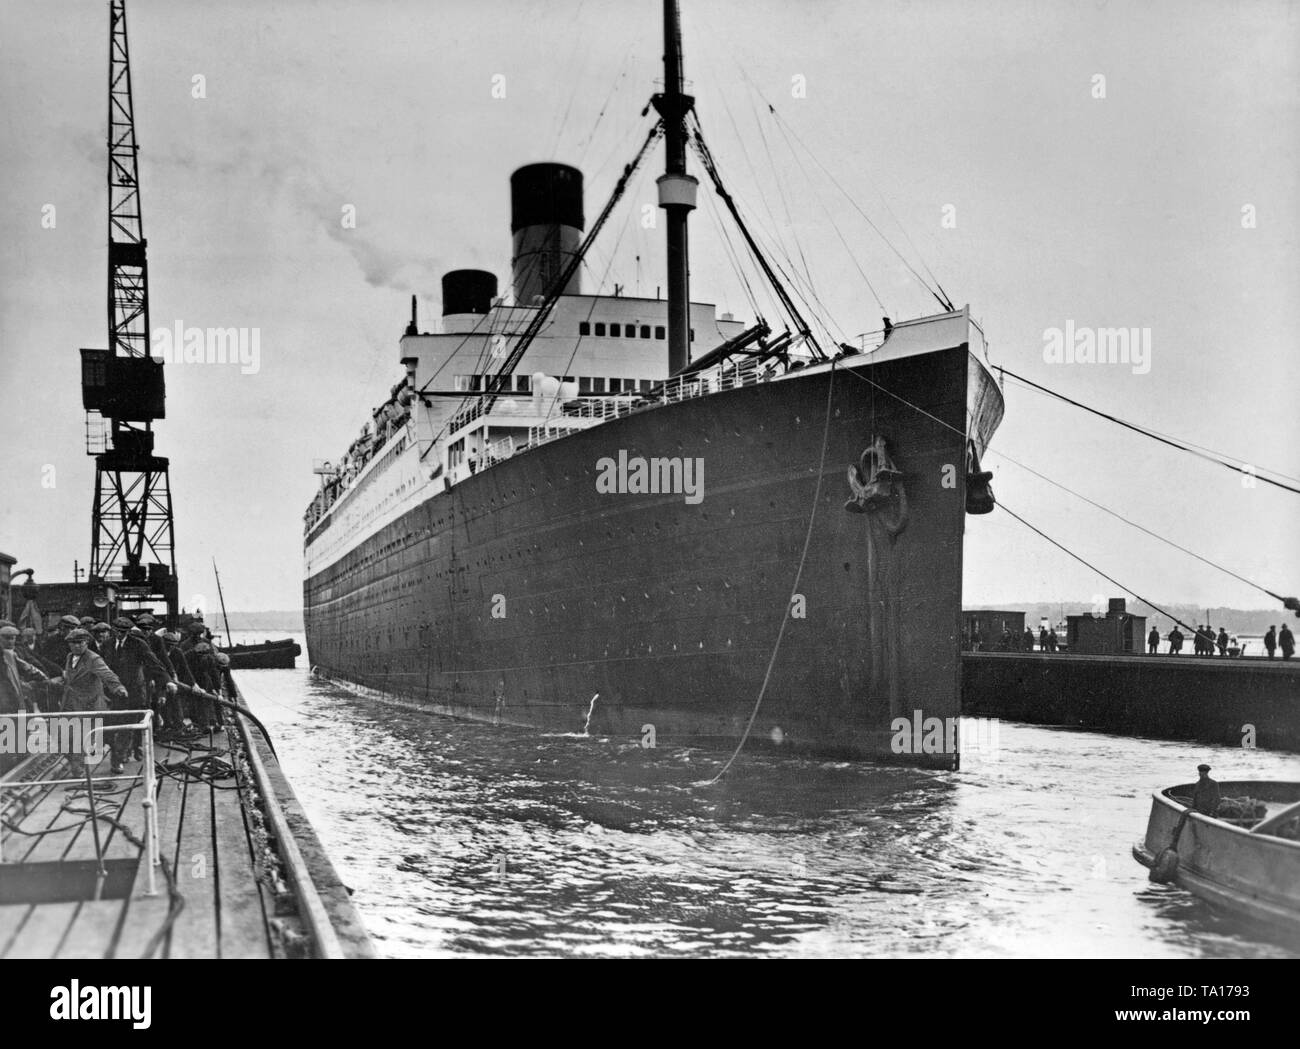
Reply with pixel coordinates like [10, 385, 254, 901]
[651, 0, 697, 376]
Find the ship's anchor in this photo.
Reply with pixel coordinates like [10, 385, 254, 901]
[965, 440, 995, 515]
[844, 435, 908, 536]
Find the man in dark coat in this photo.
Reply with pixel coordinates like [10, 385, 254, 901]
[187, 641, 221, 727]
[40, 615, 81, 668]
[1168, 627, 1184, 655]
[48, 629, 129, 778]
[1148, 625, 1160, 654]
[159, 630, 196, 733]
[1281, 623, 1296, 660]
[91, 622, 116, 666]
[1264, 626, 1277, 659]
[1216, 628, 1229, 657]
[107, 618, 175, 769]
[1, 624, 49, 715]
[1191, 764, 1221, 816]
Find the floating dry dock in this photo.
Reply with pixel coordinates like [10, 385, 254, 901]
[0, 679, 372, 959]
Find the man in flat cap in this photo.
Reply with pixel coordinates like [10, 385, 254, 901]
[187, 641, 221, 727]
[179, 621, 208, 651]
[1191, 764, 1221, 817]
[107, 616, 175, 767]
[91, 622, 116, 666]
[157, 629, 197, 734]
[40, 615, 81, 668]
[47, 628, 129, 777]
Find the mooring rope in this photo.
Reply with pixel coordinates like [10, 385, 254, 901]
[702, 359, 837, 785]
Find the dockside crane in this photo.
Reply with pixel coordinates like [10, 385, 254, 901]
[79, 0, 178, 620]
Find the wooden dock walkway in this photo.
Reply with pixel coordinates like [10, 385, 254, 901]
[0, 688, 373, 959]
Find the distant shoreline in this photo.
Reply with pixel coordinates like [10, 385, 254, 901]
[215, 611, 305, 633]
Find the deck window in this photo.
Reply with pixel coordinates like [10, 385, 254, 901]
[593, 377, 606, 394]
[579, 377, 593, 394]
[594, 323, 606, 336]
[609, 378, 621, 393]
[640, 325, 651, 339]
[609, 323, 621, 337]
[516, 375, 530, 393]
[654, 326, 665, 339]
[579, 321, 591, 336]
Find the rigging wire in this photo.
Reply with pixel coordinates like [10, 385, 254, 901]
[708, 68, 813, 293]
[831, 363, 1297, 608]
[736, 77, 951, 312]
[765, 113, 887, 316]
[576, 52, 635, 165]
[684, 0, 938, 311]
[986, 440, 1286, 603]
[750, 97, 815, 292]
[539, 204, 641, 430]
[699, 178, 764, 321]
[998, 502, 1210, 639]
[687, 98, 851, 348]
[995, 366, 1300, 496]
[688, 114, 826, 358]
[416, 119, 662, 454]
[481, 119, 665, 411]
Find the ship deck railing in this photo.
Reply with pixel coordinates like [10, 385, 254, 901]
[0, 709, 160, 893]
[514, 356, 776, 457]
[480, 435, 517, 469]
[304, 340, 856, 528]
[554, 355, 769, 423]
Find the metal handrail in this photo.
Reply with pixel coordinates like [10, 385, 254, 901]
[229, 695, 346, 959]
[0, 709, 158, 896]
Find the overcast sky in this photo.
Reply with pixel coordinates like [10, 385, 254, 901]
[1, 0, 1296, 615]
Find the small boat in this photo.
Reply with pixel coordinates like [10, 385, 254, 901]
[1132, 780, 1300, 936]
[220, 638, 301, 670]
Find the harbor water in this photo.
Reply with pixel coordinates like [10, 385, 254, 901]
[230, 634, 1299, 958]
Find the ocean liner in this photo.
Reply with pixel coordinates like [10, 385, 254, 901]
[303, 1, 1003, 766]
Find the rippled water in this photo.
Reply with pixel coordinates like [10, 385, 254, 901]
[231, 635, 1299, 958]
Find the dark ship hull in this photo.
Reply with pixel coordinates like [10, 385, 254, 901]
[304, 341, 1002, 766]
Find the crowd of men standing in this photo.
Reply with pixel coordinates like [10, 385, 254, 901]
[965, 626, 1061, 652]
[964, 620, 1296, 658]
[1148, 622, 1294, 658]
[0, 610, 230, 777]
